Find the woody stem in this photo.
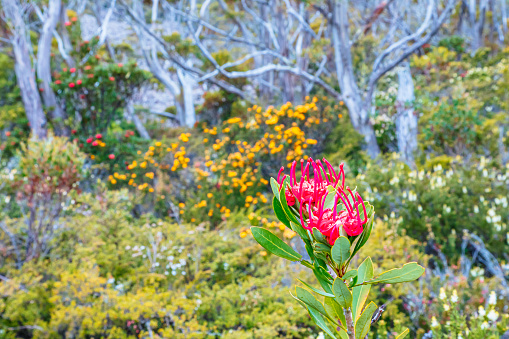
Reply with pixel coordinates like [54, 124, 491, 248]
[344, 307, 355, 339]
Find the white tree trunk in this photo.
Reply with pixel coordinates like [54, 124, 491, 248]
[177, 67, 196, 128]
[395, 63, 418, 165]
[3, 0, 47, 139]
[330, 0, 380, 158]
[37, 0, 68, 136]
[126, 104, 150, 139]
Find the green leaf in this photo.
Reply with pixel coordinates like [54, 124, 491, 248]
[279, 180, 301, 225]
[324, 297, 347, 330]
[273, 197, 290, 228]
[313, 227, 329, 244]
[354, 301, 377, 339]
[352, 257, 373, 321]
[300, 260, 314, 270]
[296, 287, 336, 323]
[331, 236, 351, 267]
[350, 204, 374, 259]
[313, 268, 333, 294]
[250, 227, 302, 261]
[332, 278, 352, 308]
[366, 262, 425, 285]
[270, 177, 280, 198]
[314, 242, 332, 253]
[290, 221, 309, 242]
[307, 305, 338, 339]
[395, 329, 410, 339]
[298, 279, 335, 298]
[342, 269, 358, 281]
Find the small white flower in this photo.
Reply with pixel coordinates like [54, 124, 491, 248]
[418, 205, 423, 212]
[317, 333, 325, 339]
[462, 186, 467, 194]
[443, 304, 450, 311]
[431, 316, 439, 328]
[488, 291, 497, 305]
[474, 205, 479, 213]
[457, 334, 463, 339]
[487, 309, 499, 321]
[439, 288, 447, 300]
[480, 321, 489, 330]
[450, 290, 458, 303]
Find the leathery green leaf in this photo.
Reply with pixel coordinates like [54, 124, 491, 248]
[354, 301, 377, 339]
[352, 257, 373, 321]
[251, 227, 302, 261]
[332, 278, 352, 308]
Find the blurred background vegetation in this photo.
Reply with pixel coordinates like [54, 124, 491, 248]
[1, 0, 509, 338]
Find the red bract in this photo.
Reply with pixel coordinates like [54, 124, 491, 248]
[69, 83, 75, 88]
[55, 80, 61, 85]
[71, 129, 77, 134]
[70, 68, 76, 73]
[109, 76, 115, 81]
[71, 17, 78, 22]
[86, 138, 93, 143]
[95, 133, 102, 139]
[118, 63, 123, 67]
[64, 21, 71, 26]
[92, 140, 99, 146]
[108, 154, 115, 159]
[76, 80, 82, 85]
[277, 158, 344, 206]
[301, 187, 368, 244]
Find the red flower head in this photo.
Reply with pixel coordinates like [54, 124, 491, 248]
[80, 94, 86, 99]
[301, 186, 368, 244]
[71, 129, 77, 134]
[108, 154, 115, 160]
[118, 63, 123, 67]
[64, 21, 71, 26]
[84, 65, 92, 70]
[39, 88, 44, 92]
[69, 82, 75, 88]
[70, 68, 76, 73]
[86, 137, 93, 143]
[71, 17, 78, 22]
[95, 133, 102, 139]
[92, 140, 99, 146]
[63, 68, 68, 72]
[277, 158, 345, 207]
[109, 76, 115, 81]
[55, 80, 62, 85]
[5, 131, 11, 137]
[87, 74, 94, 78]
[76, 80, 82, 85]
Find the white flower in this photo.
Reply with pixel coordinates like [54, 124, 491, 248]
[443, 304, 450, 311]
[431, 316, 439, 328]
[474, 205, 479, 213]
[439, 288, 447, 300]
[457, 334, 463, 339]
[478, 305, 486, 317]
[450, 290, 458, 303]
[462, 186, 467, 194]
[480, 321, 489, 330]
[418, 205, 423, 212]
[317, 332, 325, 339]
[487, 309, 499, 321]
[488, 291, 497, 305]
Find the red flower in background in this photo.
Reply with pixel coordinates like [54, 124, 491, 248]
[69, 83, 75, 88]
[118, 63, 123, 67]
[92, 140, 99, 146]
[55, 80, 62, 85]
[70, 68, 76, 73]
[64, 21, 71, 26]
[108, 154, 115, 159]
[86, 138, 93, 143]
[76, 80, 82, 85]
[109, 76, 115, 81]
[95, 133, 102, 139]
[71, 17, 78, 22]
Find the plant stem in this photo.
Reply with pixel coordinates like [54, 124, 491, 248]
[344, 307, 355, 339]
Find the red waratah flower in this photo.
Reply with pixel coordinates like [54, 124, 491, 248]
[86, 137, 93, 143]
[71, 129, 77, 134]
[69, 82, 75, 88]
[5, 131, 11, 137]
[55, 80, 62, 85]
[39, 88, 44, 92]
[64, 21, 71, 26]
[76, 80, 82, 85]
[70, 68, 76, 73]
[118, 63, 123, 67]
[108, 154, 115, 159]
[92, 140, 99, 146]
[95, 133, 102, 139]
[63, 68, 67, 72]
[277, 158, 345, 207]
[301, 187, 368, 244]
[87, 74, 94, 78]
[84, 65, 92, 70]
[109, 76, 115, 81]
[71, 17, 78, 22]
